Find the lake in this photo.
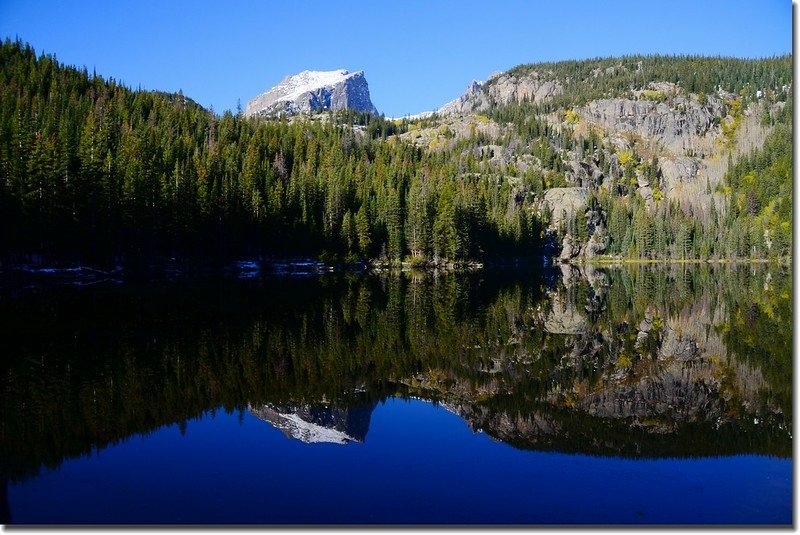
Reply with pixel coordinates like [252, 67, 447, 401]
[0, 263, 792, 525]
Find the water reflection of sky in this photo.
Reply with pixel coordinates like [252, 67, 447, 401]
[8, 398, 791, 525]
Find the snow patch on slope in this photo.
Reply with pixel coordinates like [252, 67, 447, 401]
[267, 69, 353, 102]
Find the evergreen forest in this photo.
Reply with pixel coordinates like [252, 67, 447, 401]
[0, 40, 792, 268]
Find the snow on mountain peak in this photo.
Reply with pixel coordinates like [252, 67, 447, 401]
[245, 69, 378, 117]
[276, 69, 353, 101]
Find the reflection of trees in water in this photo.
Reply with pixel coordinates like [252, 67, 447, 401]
[0, 477, 9, 524]
[395, 264, 790, 458]
[0, 264, 791, 480]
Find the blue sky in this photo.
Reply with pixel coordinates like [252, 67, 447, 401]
[0, 0, 791, 117]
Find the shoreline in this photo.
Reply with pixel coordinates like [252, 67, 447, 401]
[1, 254, 789, 286]
[564, 257, 791, 266]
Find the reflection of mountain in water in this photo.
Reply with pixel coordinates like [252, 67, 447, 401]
[396, 264, 791, 457]
[0, 266, 791, 481]
[249, 402, 376, 444]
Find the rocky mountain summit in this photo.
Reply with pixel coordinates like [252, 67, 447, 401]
[245, 69, 378, 117]
[437, 79, 486, 115]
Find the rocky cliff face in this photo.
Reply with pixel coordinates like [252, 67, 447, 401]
[437, 80, 485, 115]
[438, 70, 562, 115]
[576, 89, 725, 156]
[543, 187, 588, 230]
[245, 69, 378, 117]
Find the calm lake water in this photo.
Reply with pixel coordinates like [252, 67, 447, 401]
[0, 263, 792, 524]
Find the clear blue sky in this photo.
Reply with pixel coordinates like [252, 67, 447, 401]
[0, 0, 791, 117]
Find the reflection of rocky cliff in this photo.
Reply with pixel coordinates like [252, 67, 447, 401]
[1, 267, 790, 482]
[397, 266, 790, 457]
[248, 401, 376, 444]
[447, 400, 788, 458]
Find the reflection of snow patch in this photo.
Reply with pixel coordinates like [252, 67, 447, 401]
[249, 401, 374, 444]
[235, 260, 261, 279]
[271, 261, 326, 276]
[17, 264, 124, 286]
[273, 412, 357, 444]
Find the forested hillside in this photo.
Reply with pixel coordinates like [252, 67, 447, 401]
[0, 39, 541, 267]
[595, 99, 792, 260]
[0, 40, 792, 268]
[496, 55, 791, 111]
[432, 54, 792, 261]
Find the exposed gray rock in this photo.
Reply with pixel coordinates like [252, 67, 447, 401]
[488, 74, 562, 106]
[438, 80, 485, 115]
[543, 187, 589, 230]
[638, 185, 655, 210]
[659, 156, 700, 195]
[639, 315, 654, 333]
[660, 327, 702, 361]
[581, 361, 723, 423]
[559, 234, 581, 262]
[578, 264, 609, 295]
[577, 94, 724, 154]
[477, 144, 509, 164]
[566, 158, 605, 188]
[398, 115, 504, 148]
[635, 170, 650, 189]
[635, 313, 654, 348]
[246, 69, 378, 117]
[582, 227, 609, 258]
[558, 263, 583, 288]
[584, 205, 606, 234]
[543, 287, 586, 334]
[438, 71, 563, 115]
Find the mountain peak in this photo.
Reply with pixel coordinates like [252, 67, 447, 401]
[245, 69, 378, 117]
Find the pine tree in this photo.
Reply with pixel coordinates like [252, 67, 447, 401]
[355, 203, 372, 257]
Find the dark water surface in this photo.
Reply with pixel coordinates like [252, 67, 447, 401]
[0, 264, 792, 524]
